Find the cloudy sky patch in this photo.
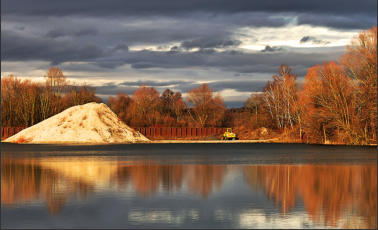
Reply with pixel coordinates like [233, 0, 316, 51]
[1, 0, 376, 107]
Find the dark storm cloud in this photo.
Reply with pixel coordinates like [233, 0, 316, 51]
[97, 49, 341, 76]
[96, 79, 281, 97]
[3, 0, 376, 17]
[113, 44, 129, 52]
[297, 13, 376, 30]
[120, 80, 188, 87]
[46, 29, 66, 38]
[226, 101, 246, 108]
[300, 36, 316, 43]
[2, 0, 375, 66]
[2, 0, 376, 32]
[46, 28, 98, 38]
[1, 25, 344, 77]
[209, 80, 267, 92]
[94, 81, 195, 96]
[181, 38, 241, 50]
[1, 29, 103, 64]
[94, 83, 136, 96]
[261, 46, 283, 53]
[300, 36, 329, 45]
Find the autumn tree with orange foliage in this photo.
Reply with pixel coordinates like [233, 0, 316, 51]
[128, 85, 161, 127]
[108, 93, 132, 124]
[340, 26, 377, 143]
[299, 27, 376, 144]
[62, 84, 102, 108]
[159, 89, 187, 126]
[248, 27, 377, 145]
[186, 83, 226, 127]
[244, 94, 275, 129]
[300, 62, 359, 144]
[1, 75, 55, 126]
[1, 75, 37, 126]
[1, 67, 102, 127]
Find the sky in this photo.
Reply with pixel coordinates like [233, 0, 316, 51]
[1, 0, 377, 107]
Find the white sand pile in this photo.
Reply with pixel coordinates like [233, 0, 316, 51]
[4, 102, 149, 144]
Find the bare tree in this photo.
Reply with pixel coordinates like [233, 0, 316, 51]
[263, 64, 299, 130]
[45, 66, 67, 97]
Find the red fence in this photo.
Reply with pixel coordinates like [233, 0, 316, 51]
[133, 127, 227, 138]
[1, 126, 228, 140]
[1, 127, 27, 140]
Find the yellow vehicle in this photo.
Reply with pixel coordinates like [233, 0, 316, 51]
[222, 128, 238, 140]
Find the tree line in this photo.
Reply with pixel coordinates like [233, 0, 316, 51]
[1, 67, 101, 127]
[261, 26, 376, 145]
[1, 71, 227, 128]
[235, 26, 376, 145]
[1, 27, 376, 144]
[108, 83, 227, 128]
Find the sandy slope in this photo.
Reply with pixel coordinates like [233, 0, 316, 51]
[4, 102, 149, 144]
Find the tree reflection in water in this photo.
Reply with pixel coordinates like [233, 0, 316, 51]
[127, 164, 184, 197]
[1, 157, 376, 228]
[244, 165, 377, 228]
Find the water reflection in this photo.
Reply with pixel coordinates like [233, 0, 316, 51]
[244, 165, 377, 228]
[1, 158, 94, 214]
[1, 157, 376, 228]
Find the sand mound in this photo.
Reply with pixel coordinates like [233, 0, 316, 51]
[4, 102, 149, 144]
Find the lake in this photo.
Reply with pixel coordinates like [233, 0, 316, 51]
[1, 143, 376, 229]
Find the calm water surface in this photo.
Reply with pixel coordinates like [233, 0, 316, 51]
[1, 143, 377, 229]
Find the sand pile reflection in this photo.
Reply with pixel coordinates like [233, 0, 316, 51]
[1, 158, 93, 214]
[1, 157, 376, 228]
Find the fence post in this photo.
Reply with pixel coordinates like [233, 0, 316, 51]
[133, 126, 230, 139]
[183, 128, 187, 137]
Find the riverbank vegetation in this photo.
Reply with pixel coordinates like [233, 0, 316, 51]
[1, 27, 376, 145]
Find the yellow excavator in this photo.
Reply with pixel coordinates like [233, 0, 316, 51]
[222, 128, 238, 140]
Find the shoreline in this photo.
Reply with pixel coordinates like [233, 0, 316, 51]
[1, 139, 377, 146]
[151, 140, 377, 146]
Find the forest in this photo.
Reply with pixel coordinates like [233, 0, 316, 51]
[1, 27, 376, 145]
